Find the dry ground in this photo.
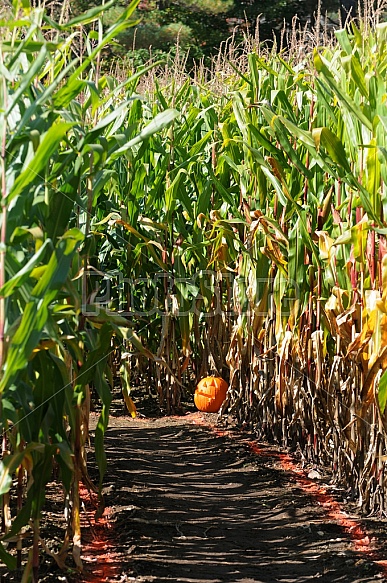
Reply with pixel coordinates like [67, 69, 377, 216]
[77, 411, 387, 583]
[3, 399, 387, 583]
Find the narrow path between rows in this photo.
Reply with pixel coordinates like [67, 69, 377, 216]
[81, 413, 387, 583]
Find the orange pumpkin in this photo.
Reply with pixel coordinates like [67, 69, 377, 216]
[194, 376, 228, 413]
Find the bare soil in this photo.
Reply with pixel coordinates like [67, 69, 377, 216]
[3, 392, 387, 583]
[77, 410, 387, 583]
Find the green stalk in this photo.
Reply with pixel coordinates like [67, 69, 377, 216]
[0, 48, 11, 541]
[0, 50, 7, 372]
[95, 0, 105, 90]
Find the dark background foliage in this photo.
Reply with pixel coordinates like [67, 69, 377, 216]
[70, 0, 354, 66]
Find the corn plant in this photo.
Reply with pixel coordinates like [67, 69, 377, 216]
[0, 0, 180, 578]
[4, 3, 387, 581]
[102, 18, 387, 518]
[213, 22, 387, 515]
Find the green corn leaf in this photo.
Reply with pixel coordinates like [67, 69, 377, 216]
[335, 28, 353, 55]
[366, 139, 381, 216]
[110, 109, 180, 158]
[378, 115, 387, 135]
[8, 123, 74, 203]
[0, 541, 16, 570]
[350, 54, 368, 99]
[260, 166, 288, 207]
[253, 56, 278, 76]
[378, 369, 387, 413]
[46, 176, 79, 241]
[189, 130, 213, 157]
[0, 239, 52, 297]
[248, 124, 286, 158]
[314, 52, 373, 131]
[0, 17, 31, 29]
[0, 232, 83, 392]
[0, 460, 12, 496]
[271, 112, 316, 148]
[0, 298, 52, 392]
[271, 117, 313, 178]
[232, 93, 249, 141]
[272, 90, 297, 123]
[85, 307, 133, 328]
[6, 57, 79, 147]
[312, 127, 351, 173]
[31, 229, 83, 298]
[314, 78, 338, 124]
[0, 449, 35, 497]
[65, 12, 141, 86]
[74, 324, 113, 489]
[288, 221, 306, 296]
[5, 48, 47, 117]
[52, 79, 86, 108]
[0, 39, 60, 53]
[90, 100, 135, 134]
[60, 0, 118, 28]
[248, 53, 261, 98]
[94, 369, 112, 487]
[208, 168, 239, 208]
[225, 59, 251, 85]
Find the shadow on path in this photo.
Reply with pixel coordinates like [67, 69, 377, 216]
[86, 415, 385, 583]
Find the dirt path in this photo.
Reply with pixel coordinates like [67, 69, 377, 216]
[78, 412, 387, 583]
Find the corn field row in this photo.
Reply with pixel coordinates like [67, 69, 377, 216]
[2, 0, 387, 579]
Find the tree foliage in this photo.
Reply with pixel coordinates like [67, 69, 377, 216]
[70, 0, 345, 65]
